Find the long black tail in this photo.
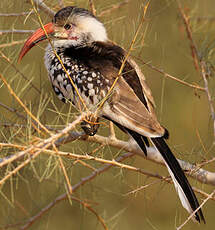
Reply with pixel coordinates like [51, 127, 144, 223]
[126, 128, 205, 223]
[151, 137, 205, 223]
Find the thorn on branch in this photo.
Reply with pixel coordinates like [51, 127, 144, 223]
[98, 0, 130, 17]
[0, 39, 25, 48]
[0, 12, 35, 17]
[29, 0, 55, 17]
[88, 0, 97, 16]
[177, 0, 200, 72]
[132, 55, 205, 91]
[109, 121, 116, 139]
[58, 0, 65, 8]
[0, 30, 34, 35]
[200, 61, 215, 143]
[19, 152, 135, 230]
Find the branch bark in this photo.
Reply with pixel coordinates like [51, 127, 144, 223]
[61, 131, 215, 186]
[30, 0, 55, 17]
[1, 129, 214, 186]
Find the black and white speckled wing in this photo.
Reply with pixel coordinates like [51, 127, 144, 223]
[44, 41, 165, 137]
[44, 44, 111, 111]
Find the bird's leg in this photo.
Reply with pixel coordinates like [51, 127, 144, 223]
[80, 113, 100, 136]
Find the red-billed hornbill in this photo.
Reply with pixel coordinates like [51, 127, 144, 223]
[19, 6, 205, 223]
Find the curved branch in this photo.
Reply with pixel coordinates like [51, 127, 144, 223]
[30, 0, 55, 17]
[1, 129, 214, 186]
[20, 152, 135, 230]
[19, 148, 214, 230]
[60, 131, 215, 186]
[0, 12, 34, 17]
[0, 30, 34, 34]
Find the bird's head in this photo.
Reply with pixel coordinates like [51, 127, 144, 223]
[18, 6, 107, 61]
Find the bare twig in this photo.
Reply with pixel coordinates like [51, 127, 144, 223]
[0, 102, 26, 120]
[45, 131, 215, 186]
[70, 196, 108, 230]
[194, 187, 215, 201]
[177, 189, 215, 229]
[0, 30, 34, 35]
[0, 40, 25, 48]
[35, 148, 158, 175]
[2, 130, 215, 187]
[1, 128, 215, 186]
[0, 51, 41, 94]
[176, 1, 215, 142]
[73, 159, 97, 171]
[58, 0, 64, 8]
[30, 0, 55, 17]
[18, 147, 214, 230]
[1, 144, 159, 179]
[0, 12, 35, 17]
[109, 121, 116, 139]
[54, 144, 73, 194]
[177, 0, 200, 72]
[0, 115, 84, 186]
[21, 194, 108, 230]
[88, 0, 97, 16]
[0, 131, 85, 165]
[0, 73, 50, 135]
[86, 137, 215, 186]
[194, 16, 215, 23]
[200, 61, 215, 142]
[71, 196, 108, 230]
[132, 55, 205, 92]
[98, 0, 129, 17]
[20, 152, 135, 230]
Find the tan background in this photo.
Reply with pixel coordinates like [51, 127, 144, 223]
[0, 0, 214, 229]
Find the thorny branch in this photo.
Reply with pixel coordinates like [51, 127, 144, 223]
[15, 147, 215, 230]
[88, 0, 96, 16]
[0, 30, 34, 34]
[133, 55, 205, 92]
[177, 1, 215, 142]
[0, 51, 41, 94]
[0, 102, 26, 120]
[200, 61, 215, 143]
[1, 1, 215, 229]
[0, 40, 25, 48]
[98, 0, 130, 17]
[0, 12, 35, 17]
[30, 0, 55, 17]
[19, 152, 135, 230]
[59, 131, 215, 186]
[177, 189, 215, 229]
[1, 129, 215, 186]
[58, 0, 65, 9]
[0, 115, 85, 188]
[0, 73, 50, 135]
[177, 0, 200, 72]
[0, 104, 214, 227]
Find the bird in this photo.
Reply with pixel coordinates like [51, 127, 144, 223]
[19, 6, 205, 223]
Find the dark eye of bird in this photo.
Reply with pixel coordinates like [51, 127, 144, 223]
[64, 24, 71, 30]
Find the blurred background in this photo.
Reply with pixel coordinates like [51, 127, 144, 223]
[0, 0, 215, 229]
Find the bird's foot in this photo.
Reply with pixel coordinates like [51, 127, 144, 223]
[81, 113, 100, 136]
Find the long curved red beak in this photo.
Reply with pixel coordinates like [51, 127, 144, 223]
[18, 22, 54, 62]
